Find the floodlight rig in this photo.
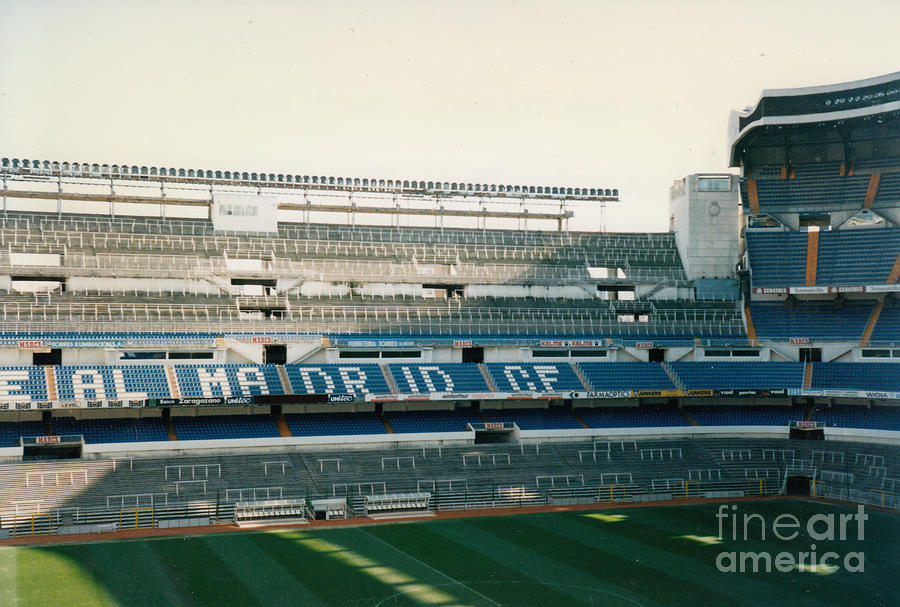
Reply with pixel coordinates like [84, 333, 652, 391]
[0, 157, 619, 232]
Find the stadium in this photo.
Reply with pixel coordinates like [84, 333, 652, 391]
[1, 70, 899, 606]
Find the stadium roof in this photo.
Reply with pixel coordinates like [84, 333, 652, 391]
[728, 71, 900, 166]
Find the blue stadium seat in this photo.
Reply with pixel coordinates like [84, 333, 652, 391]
[485, 363, 584, 393]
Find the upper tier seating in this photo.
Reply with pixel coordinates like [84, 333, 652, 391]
[173, 365, 283, 398]
[0, 212, 688, 284]
[750, 301, 874, 341]
[0, 367, 49, 402]
[810, 362, 900, 392]
[170, 414, 281, 440]
[743, 162, 870, 210]
[670, 362, 805, 390]
[388, 364, 490, 393]
[746, 231, 808, 286]
[0, 292, 744, 339]
[55, 366, 171, 400]
[578, 362, 676, 391]
[747, 228, 900, 287]
[870, 305, 900, 343]
[816, 228, 900, 285]
[485, 363, 585, 393]
[283, 364, 389, 396]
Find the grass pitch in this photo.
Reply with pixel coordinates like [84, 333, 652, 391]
[1, 500, 897, 606]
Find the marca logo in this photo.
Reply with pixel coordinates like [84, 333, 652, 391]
[18, 341, 44, 349]
[251, 336, 273, 344]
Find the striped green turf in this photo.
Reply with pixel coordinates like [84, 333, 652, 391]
[1, 500, 897, 606]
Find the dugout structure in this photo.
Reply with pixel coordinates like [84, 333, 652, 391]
[234, 499, 308, 526]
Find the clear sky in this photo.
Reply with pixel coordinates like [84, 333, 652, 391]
[1, 0, 898, 232]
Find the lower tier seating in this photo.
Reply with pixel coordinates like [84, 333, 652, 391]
[52, 417, 168, 443]
[481, 408, 582, 430]
[812, 405, 900, 431]
[684, 405, 808, 426]
[577, 406, 688, 428]
[384, 409, 483, 433]
[170, 415, 281, 440]
[283, 412, 386, 436]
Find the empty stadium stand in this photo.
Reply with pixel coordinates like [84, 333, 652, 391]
[578, 362, 676, 391]
[810, 362, 900, 392]
[388, 363, 490, 394]
[283, 364, 389, 396]
[485, 363, 585, 393]
[749, 300, 875, 341]
[669, 362, 805, 391]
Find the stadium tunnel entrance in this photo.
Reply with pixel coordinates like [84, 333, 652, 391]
[786, 475, 812, 496]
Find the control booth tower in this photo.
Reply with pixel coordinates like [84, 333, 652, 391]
[669, 173, 741, 286]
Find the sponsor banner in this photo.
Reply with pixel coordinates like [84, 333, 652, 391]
[865, 284, 900, 293]
[345, 339, 417, 349]
[789, 337, 809, 345]
[752, 287, 788, 295]
[789, 286, 829, 295]
[684, 389, 714, 397]
[36, 435, 61, 445]
[794, 421, 820, 429]
[714, 388, 788, 397]
[0, 399, 147, 410]
[791, 389, 899, 400]
[484, 422, 506, 430]
[826, 285, 865, 294]
[566, 390, 634, 399]
[816, 389, 900, 400]
[753, 284, 900, 296]
[17, 341, 44, 350]
[539, 339, 605, 348]
[250, 336, 274, 344]
[432, 392, 470, 400]
[468, 393, 498, 400]
[20, 340, 127, 348]
[635, 390, 684, 398]
[327, 394, 356, 403]
[453, 340, 473, 348]
[153, 396, 254, 406]
[863, 391, 897, 399]
[635, 342, 654, 349]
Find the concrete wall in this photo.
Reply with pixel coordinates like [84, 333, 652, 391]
[670, 174, 740, 281]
